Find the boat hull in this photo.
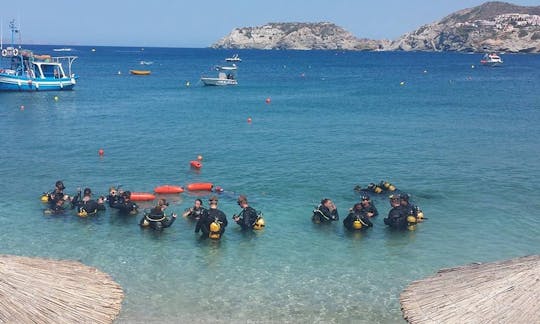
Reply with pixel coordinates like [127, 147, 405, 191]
[0, 74, 76, 91]
[200, 77, 237, 86]
[130, 70, 151, 75]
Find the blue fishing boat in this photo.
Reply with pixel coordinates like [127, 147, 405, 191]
[0, 20, 77, 91]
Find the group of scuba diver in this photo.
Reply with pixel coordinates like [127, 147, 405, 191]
[42, 180, 265, 240]
[313, 180, 425, 231]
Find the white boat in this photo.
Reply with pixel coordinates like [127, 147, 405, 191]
[225, 54, 242, 62]
[140, 60, 153, 65]
[53, 48, 73, 52]
[480, 53, 503, 67]
[201, 65, 238, 86]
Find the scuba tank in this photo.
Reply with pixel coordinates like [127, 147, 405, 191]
[253, 212, 265, 230]
[352, 219, 363, 230]
[209, 220, 221, 239]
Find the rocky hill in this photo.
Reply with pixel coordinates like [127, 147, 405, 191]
[388, 1, 540, 52]
[212, 2, 540, 53]
[211, 22, 385, 51]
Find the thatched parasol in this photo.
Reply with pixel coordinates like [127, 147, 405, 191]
[400, 255, 540, 323]
[0, 254, 123, 323]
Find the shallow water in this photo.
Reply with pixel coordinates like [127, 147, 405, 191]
[1, 48, 539, 323]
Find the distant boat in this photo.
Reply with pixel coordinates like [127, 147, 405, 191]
[225, 54, 242, 62]
[130, 70, 151, 75]
[201, 65, 237, 86]
[0, 20, 77, 91]
[53, 48, 73, 52]
[480, 53, 503, 67]
[139, 60, 154, 65]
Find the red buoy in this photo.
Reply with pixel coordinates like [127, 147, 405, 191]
[186, 182, 213, 191]
[130, 192, 156, 201]
[98, 148, 104, 156]
[190, 160, 202, 169]
[265, 97, 271, 104]
[154, 185, 184, 194]
[247, 117, 252, 123]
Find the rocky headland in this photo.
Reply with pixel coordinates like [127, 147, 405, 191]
[211, 2, 540, 53]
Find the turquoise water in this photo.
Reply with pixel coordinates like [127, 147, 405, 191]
[1, 47, 540, 323]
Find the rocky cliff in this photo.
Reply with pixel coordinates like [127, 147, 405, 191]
[212, 2, 540, 53]
[211, 22, 385, 51]
[388, 1, 540, 53]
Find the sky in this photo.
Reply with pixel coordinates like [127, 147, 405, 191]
[2, 0, 539, 47]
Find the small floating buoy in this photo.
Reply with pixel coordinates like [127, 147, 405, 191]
[247, 117, 252, 123]
[423, 70, 428, 73]
[471, 65, 475, 69]
[117, 71, 122, 75]
[98, 148, 104, 157]
[186, 81, 190, 87]
[20, 105, 24, 111]
[197, 155, 203, 161]
[265, 97, 271, 104]
[400, 81, 405, 86]
[54, 96, 59, 101]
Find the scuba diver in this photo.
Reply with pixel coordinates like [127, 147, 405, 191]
[182, 199, 206, 220]
[140, 199, 177, 230]
[195, 196, 228, 239]
[106, 186, 121, 208]
[111, 191, 138, 214]
[343, 203, 373, 231]
[383, 194, 410, 229]
[232, 195, 264, 230]
[312, 198, 339, 223]
[359, 194, 378, 218]
[47, 180, 69, 208]
[72, 188, 104, 217]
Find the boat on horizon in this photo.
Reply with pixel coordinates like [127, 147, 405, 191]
[200, 65, 237, 86]
[480, 53, 503, 67]
[53, 48, 73, 52]
[225, 54, 242, 62]
[0, 20, 77, 91]
[139, 60, 154, 65]
[130, 69, 151, 75]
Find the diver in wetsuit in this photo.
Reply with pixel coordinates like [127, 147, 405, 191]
[359, 195, 378, 218]
[383, 195, 409, 229]
[195, 196, 227, 239]
[72, 188, 100, 216]
[140, 199, 177, 230]
[182, 199, 206, 221]
[111, 191, 138, 214]
[47, 180, 69, 208]
[343, 203, 373, 231]
[312, 198, 339, 223]
[232, 195, 259, 230]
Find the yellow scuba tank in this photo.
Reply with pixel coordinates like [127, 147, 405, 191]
[388, 184, 396, 191]
[407, 215, 417, 224]
[209, 221, 221, 239]
[40, 194, 49, 203]
[416, 210, 424, 220]
[78, 210, 88, 218]
[374, 186, 382, 194]
[352, 219, 363, 230]
[253, 216, 265, 230]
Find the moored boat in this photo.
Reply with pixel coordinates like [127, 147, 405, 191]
[200, 65, 237, 86]
[480, 53, 503, 67]
[0, 20, 78, 91]
[225, 54, 241, 62]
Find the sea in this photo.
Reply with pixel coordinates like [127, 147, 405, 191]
[1, 47, 539, 323]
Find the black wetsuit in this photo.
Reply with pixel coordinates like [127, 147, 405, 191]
[107, 194, 120, 207]
[195, 208, 228, 237]
[312, 205, 339, 223]
[184, 206, 206, 220]
[235, 206, 258, 230]
[48, 190, 65, 208]
[111, 198, 138, 214]
[75, 198, 99, 214]
[384, 206, 408, 229]
[401, 202, 417, 217]
[360, 203, 379, 218]
[343, 211, 373, 231]
[140, 207, 176, 230]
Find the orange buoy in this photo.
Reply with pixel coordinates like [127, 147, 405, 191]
[265, 97, 271, 104]
[186, 182, 213, 191]
[190, 160, 202, 169]
[130, 192, 156, 201]
[154, 185, 184, 194]
[98, 148, 104, 156]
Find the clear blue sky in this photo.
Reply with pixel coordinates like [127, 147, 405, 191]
[2, 0, 539, 47]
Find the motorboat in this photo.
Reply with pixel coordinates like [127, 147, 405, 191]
[200, 65, 237, 86]
[225, 54, 242, 62]
[139, 60, 154, 65]
[480, 53, 503, 67]
[0, 20, 77, 91]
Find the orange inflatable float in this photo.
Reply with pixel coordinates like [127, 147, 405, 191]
[154, 185, 184, 194]
[130, 192, 156, 201]
[186, 182, 213, 191]
[190, 160, 202, 169]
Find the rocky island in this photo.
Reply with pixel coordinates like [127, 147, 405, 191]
[211, 1, 540, 53]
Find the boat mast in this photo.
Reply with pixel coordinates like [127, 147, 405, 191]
[9, 19, 18, 48]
